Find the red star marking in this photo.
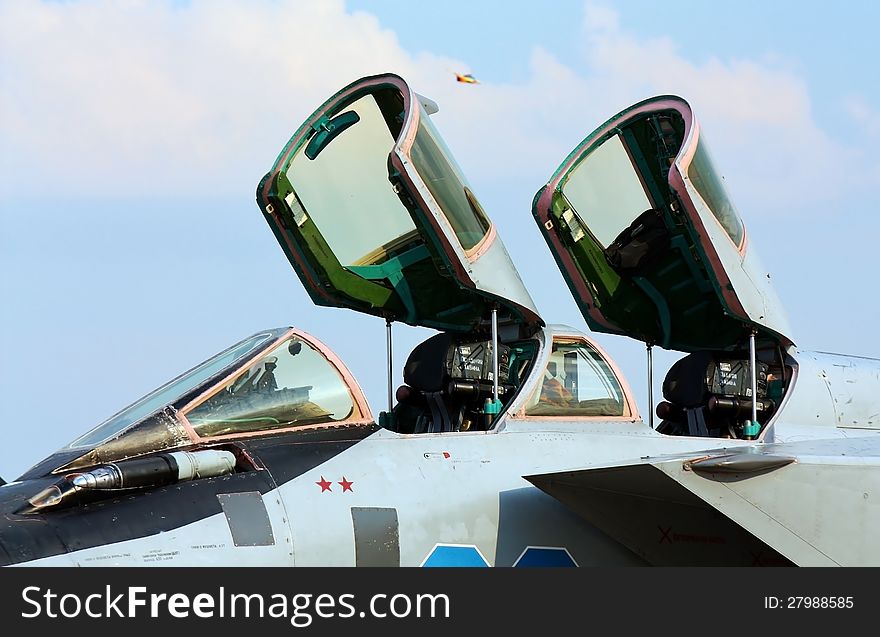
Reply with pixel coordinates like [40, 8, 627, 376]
[316, 476, 332, 492]
[339, 476, 354, 493]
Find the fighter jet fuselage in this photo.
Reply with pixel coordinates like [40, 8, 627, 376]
[3, 74, 878, 567]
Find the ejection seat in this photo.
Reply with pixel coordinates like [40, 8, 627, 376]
[392, 333, 514, 434]
[394, 333, 465, 434]
[656, 351, 776, 438]
[656, 351, 714, 437]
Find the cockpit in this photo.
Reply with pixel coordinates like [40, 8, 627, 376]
[386, 333, 537, 433]
[655, 347, 790, 439]
[383, 328, 633, 434]
[522, 339, 628, 418]
[40, 328, 370, 476]
[533, 95, 797, 442]
[182, 335, 358, 438]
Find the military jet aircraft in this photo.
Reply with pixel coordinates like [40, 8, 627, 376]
[527, 94, 880, 566]
[0, 75, 876, 567]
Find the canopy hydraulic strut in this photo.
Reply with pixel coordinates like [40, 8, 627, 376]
[647, 343, 654, 429]
[483, 306, 503, 427]
[386, 318, 394, 413]
[743, 330, 760, 440]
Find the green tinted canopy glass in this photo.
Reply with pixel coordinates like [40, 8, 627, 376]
[533, 95, 792, 352]
[258, 74, 541, 335]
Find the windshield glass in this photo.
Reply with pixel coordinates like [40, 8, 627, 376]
[67, 331, 278, 448]
[525, 340, 627, 417]
[184, 336, 357, 437]
[561, 134, 653, 247]
[686, 137, 745, 247]
[286, 92, 417, 266]
[410, 103, 491, 251]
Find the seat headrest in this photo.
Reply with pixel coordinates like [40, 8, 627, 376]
[403, 333, 454, 392]
[662, 350, 712, 407]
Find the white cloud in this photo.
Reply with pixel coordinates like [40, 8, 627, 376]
[0, 0, 875, 211]
[0, 0, 425, 196]
[574, 2, 866, 212]
[2, 0, 879, 479]
[417, 1, 872, 213]
[845, 96, 880, 137]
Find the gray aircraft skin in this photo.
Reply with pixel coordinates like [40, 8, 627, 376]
[1, 75, 877, 567]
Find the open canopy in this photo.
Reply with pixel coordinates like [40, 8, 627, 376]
[257, 73, 542, 336]
[532, 95, 793, 352]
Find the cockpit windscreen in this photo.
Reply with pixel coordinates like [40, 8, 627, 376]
[65, 331, 278, 449]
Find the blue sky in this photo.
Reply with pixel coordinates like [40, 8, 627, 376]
[1, 0, 879, 479]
